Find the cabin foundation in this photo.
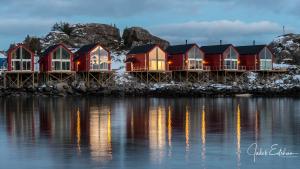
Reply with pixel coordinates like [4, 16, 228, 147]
[210, 70, 247, 84]
[4, 72, 37, 88]
[129, 71, 172, 83]
[172, 70, 210, 83]
[77, 71, 114, 87]
[41, 72, 76, 84]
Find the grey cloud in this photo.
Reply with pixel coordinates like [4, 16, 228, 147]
[150, 20, 287, 45]
[0, 0, 288, 19]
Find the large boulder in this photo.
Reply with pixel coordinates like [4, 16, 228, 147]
[269, 33, 300, 65]
[122, 27, 170, 49]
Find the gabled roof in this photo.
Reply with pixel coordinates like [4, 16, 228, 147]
[41, 44, 61, 57]
[236, 45, 267, 55]
[75, 44, 99, 55]
[200, 44, 232, 54]
[166, 44, 197, 54]
[127, 44, 157, 55]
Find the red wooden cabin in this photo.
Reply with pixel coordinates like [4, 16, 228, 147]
[200, 44, 240, 71]
[236, 45, 274, 71]
[39, 44, 74, 72]
[7, 44, 34, 72]
[166, 44, 208, 71]
[74, 44, 111, 72]
[125, 44, 168, 72]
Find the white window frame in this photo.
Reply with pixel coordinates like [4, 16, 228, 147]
[90, 47, 109, 71]
[259, 48, 272, 70]
[11, 47, 31, 71]
[51, 47, 71, 71]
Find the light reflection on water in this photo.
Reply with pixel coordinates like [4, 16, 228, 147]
[0, 97, 299, 169]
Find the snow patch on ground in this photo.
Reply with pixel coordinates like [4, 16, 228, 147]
[293, 75, 300, 81]
[111, 51, 127, 75]
[247, 72, 258, 83]
[273, 63, 297, 69]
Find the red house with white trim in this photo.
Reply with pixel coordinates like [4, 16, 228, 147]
[7, 44, 34, 72]
[236, 45, 274, 71]
[125, 44, 168, 72]
[74, 44, 111, 72]
[166, 44, 208, 71]
[201, 44, 240, 71]
[39, 44, 74, 72]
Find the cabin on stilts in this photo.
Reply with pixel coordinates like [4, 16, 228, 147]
[125, 44, 171, 82]
[236, 45, 274, 71]
[201, 44, 243, 82]
[5, 44, 35, 88]
[39, 44, 75, 84]
[74, 43, 114, 86]
[166, 43, 209, 82]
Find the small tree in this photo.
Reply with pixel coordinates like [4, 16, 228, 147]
[52, 22, 73, 36]
[23, 35, 42, 54]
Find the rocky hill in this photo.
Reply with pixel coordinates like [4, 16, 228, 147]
[122, 27, 169, 49]
[41, 23, 121, 50]
[29, 23, 169, 52]
[269, 33, 300, 65]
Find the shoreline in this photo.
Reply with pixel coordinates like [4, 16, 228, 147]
[1, 85, 300, 97]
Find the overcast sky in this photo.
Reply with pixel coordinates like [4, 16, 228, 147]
[0, 0, 299, 49]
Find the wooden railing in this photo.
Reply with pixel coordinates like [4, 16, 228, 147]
[169, 66, 211, 71]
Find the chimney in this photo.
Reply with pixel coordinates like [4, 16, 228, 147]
[220, 40, 222, 45]
[253, 40, 256, 46]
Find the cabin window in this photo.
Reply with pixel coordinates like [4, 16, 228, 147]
[226, 47, 238, 59]
[149, 47, 166, 71]
[188, 46, 203, 69]
[11, 47, 32, 71]
[90, 46, 109, 70]
[51, 46, 71, 71]
[259, 48, 272, 70]
[224, 59, 238, 69]
[150, 60, 165, 70]
[224, 47, 238, 69]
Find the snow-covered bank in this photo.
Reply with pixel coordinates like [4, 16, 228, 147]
[1, 70, 300, 97]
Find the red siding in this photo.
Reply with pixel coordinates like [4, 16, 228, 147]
[239, 54, 259, 70]
[168, 53, 185, 70]
[204, 54, 223, 71]
[7, 44, 35, 72]
[126, 53, 147, 71]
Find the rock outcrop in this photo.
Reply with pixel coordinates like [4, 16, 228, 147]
[269, 33, 300, 65]
[39, 24, 170, 51]
[122, 27, 170, 49]
[41, 23, 121, 50]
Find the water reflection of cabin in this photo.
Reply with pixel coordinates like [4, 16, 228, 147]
[125, 44, 168, 72]
[236, 45, 274, 71]
[5, 44, 35, 88]
[166, 44, 208, 71]
[39, 44, 75, 82]
[201, 44, 241, 71]
[74, 44, 111, 72]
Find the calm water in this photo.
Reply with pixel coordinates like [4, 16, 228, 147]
[0, 97, 299, 169]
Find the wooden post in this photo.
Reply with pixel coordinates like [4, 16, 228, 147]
[4, 73, 6, 89]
